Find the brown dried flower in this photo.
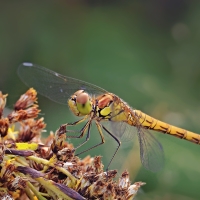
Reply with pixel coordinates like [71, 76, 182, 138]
[0, 91, 8, 118]
[0, 89, 145, 200]
[14, 88, 38, 111]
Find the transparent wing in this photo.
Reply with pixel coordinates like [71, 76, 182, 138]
[109, 121, 137, 142]
[108, 106, 164, 172]
[105, 119, 164, 172]
[18, 62, 107, 105]
[137, 126, 164, 172]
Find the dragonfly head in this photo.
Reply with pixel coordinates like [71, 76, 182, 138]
[68, 90, 93, 116]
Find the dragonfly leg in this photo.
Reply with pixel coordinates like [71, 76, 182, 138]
[64, 119, 96, 152]
[66, 120, 90, 139]
[58, 117, 94, 151]
[53, 118, 89, 152]
[75, 121, 105, 156]
[64, 116, 88, 127]
[102, 125, 121, 172]
[72, 120, 92, 150]
[59, 116, 89, 138]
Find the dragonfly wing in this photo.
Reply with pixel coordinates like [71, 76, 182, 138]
[137, 126, 164, 172]
[107, 98, 164, 171]
[108, 121, 137, 142]
[18, 62, 107, 105]
[103, 120, 164, 172]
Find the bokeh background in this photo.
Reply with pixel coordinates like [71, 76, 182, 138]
[1, 1, 200, 199]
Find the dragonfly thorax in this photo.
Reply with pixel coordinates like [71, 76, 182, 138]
[68, 90, 93, 116]
[95, 93, 114, 120]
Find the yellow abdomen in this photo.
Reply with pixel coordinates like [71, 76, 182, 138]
[133, 110, 200, 144]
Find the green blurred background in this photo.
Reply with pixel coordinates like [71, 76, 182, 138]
[1, 1, 200, 199]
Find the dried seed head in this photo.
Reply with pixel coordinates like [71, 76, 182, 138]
[7, 176, 27, 191]
[8, 107, 40, 123]
[0, 118, 9, 137]
[0, 194, 14, 200]
[103, 183, 116, 199]
[57, 147, 75, 162]
[89, 180, 107, 197]
[118, 170, 130, 189]
[0, 89, 145, 199]
[51, 125, 67, 153]
[17, 118, 46, 142]
[0, 92, 8, 118]
[14, 88, 37, 111]
[126, 182, 146, 199]
[93, 156, 104, 174]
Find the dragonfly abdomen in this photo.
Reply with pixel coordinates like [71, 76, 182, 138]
[133, 110, 200, 145]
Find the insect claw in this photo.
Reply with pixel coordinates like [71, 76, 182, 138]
[58, 124, 67, 136]
[72, 148, 76, 153]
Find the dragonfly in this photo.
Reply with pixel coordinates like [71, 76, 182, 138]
[18, 62, 200, 172]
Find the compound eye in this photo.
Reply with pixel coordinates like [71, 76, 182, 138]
[76, 92, 92, 115]
[76, 92, 89, 105]
[74, 90, 84, 96]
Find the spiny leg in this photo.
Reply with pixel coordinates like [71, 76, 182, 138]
[66, 120, 92, 150]
[52, 118, 88, 152]
[73, 120, 92, 150]
[59, 116, 92, 150]
[65, 116, 88, 127]
[59, 116, 88, 138]
[67, 120, 90, 139]
[56, 118, 85, 140]
[59, 118, 105, 158]
[75, 121, 105, 156]
[102, 125, 121, 173]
